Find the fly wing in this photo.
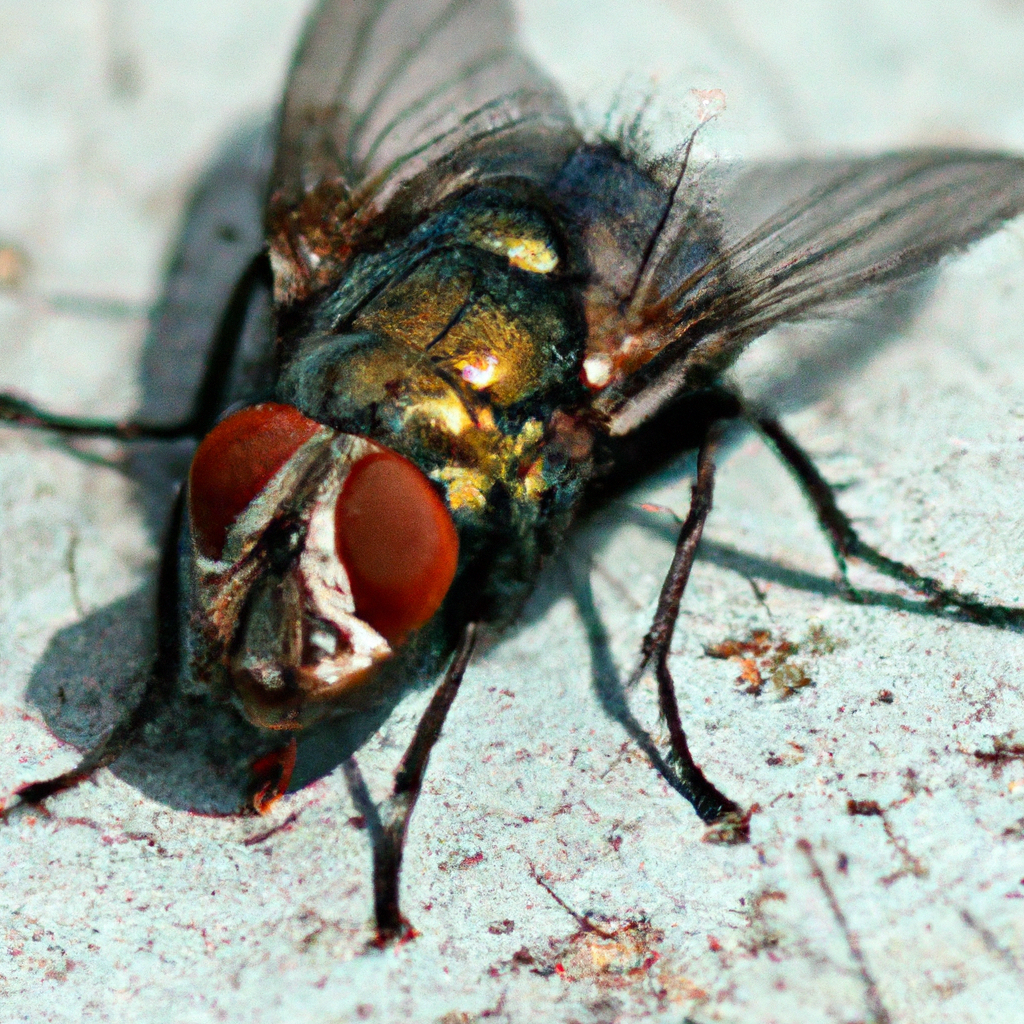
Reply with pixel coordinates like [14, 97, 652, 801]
[599, 151, 1024, 434]
[267, 0, 580, 306]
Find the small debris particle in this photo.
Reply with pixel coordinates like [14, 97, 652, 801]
[242, 811, 300, 847]
[0, 243, 27, 289]
[1002, 818, 1024, 840]
[805, 624, 845, 655]
[705, 628, 826, 697]
[847, 799, 883, 817]
[973, 734, 1024, 777]
[536, 919, 666, 986]
[488, 919, 515, 935]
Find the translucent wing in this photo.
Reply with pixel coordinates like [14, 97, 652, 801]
[267, 0, 580, 306]
[596, 151, 1024, 434]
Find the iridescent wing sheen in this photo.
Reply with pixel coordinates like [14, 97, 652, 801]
[267, 0, 581, 306]
[596, 151, 1024, 434]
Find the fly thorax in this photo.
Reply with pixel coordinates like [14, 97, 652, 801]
[276, 332, 560, 527]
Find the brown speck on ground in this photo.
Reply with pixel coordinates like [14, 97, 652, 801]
[0, 243, 27, 289]
[705, 627, 836, 697]
[971, 733, 1024, 777]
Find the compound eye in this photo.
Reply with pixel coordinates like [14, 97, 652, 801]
[335, 450, 459, 644]
[189, 403, 322, 559]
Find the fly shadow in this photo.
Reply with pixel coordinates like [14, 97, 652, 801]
[22, 120, 407, 814]
[20, 129, 962, 818]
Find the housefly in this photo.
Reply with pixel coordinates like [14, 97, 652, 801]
[3, 0, 1024, 942]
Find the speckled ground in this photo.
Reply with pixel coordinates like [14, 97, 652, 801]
[2, 2, 1024, 1022]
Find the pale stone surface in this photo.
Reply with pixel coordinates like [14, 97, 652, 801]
[2, 2, 1024, 1022]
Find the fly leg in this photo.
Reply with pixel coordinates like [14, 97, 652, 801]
[753, 412, 1024, 628]
[250, 736, 298, 814]
[0, 249, 272, 443]
[0, 395, 190, 441]
[629, 428, 743, 828]
[1, 488, 185, 818]
[182, 248, 274, 436]
[373, 622, 478, 943]
[1, 250, 273, 816]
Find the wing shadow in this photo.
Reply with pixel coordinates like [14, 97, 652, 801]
[22, 120, 404, 812]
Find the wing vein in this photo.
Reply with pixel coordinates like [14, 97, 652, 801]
[346, 0, 479, 165]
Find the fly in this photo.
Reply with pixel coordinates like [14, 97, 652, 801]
[2, 0, 1024, 943]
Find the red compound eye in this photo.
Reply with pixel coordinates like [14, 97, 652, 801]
[335, 450, 459, 643]
[189, 403, 322, 559]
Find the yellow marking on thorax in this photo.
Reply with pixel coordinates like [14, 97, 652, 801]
[429, 416, 549, 517]
[431, 466, 490, 514]
[475, 233, 559, 274]
[466, 207, 559, 274]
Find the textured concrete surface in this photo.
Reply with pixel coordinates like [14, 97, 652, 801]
[2, 2, 1024, 1022]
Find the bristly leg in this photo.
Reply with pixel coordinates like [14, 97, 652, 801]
[629, 426, 743, 829]
[0, 393, 189, 441]
[372, 622, 478, 943]
[0, 251, 273, 818]
[1, 489, 186, 819]
[0, 249, 272, 444]
[753, 412, 1024, 629]
[250, 737, 298, 814]
[186, 249, 274, 436]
